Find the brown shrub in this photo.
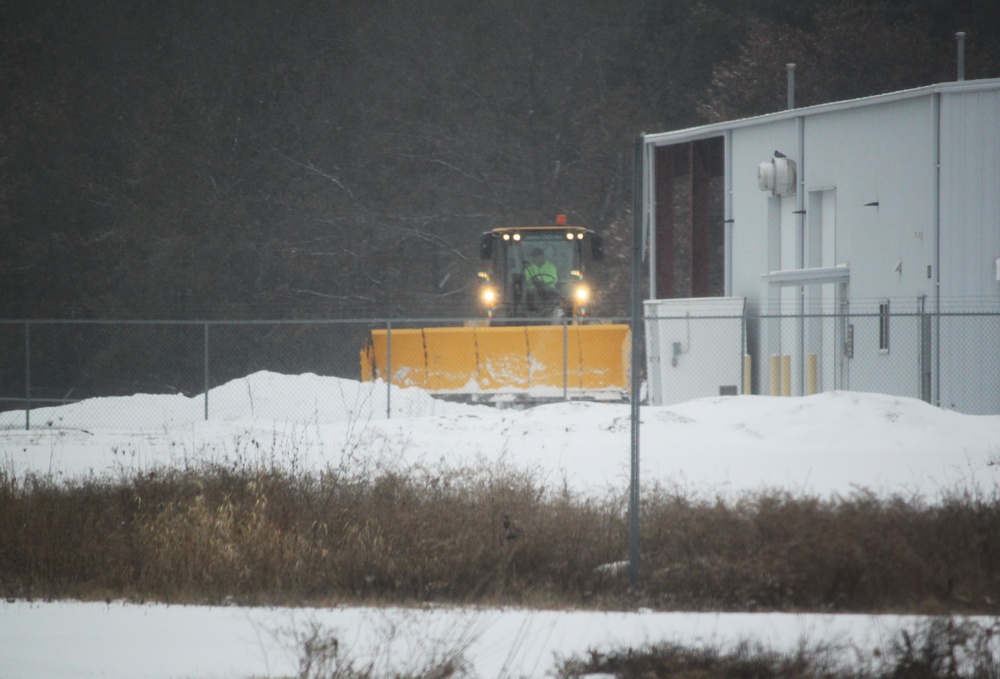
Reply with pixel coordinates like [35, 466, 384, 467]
[1, 455, 999, 612]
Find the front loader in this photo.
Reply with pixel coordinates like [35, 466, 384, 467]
[361, 216, 631, 406]
[475, 215, 604, 322]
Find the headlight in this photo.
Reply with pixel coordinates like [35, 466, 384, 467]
[481, 287, 497, 305]
[574, 285, 589, 302]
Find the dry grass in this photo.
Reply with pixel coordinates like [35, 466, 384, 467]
[640, 482, 1000, 613]
[555, 617, 1000, 679]
[266, 615, 476, 679]
[2, 443, 999, 613]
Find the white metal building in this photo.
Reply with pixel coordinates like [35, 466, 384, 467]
[641, 78, 1000, 414]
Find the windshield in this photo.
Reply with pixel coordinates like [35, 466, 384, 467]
[505, 233, 580, 285]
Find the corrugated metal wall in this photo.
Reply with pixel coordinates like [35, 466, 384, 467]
[647, 81, 1000, 413]
[938, 87, 1000, 413]
[939, 88, 1000, 306]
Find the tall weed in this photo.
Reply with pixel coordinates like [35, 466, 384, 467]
[2, 445, 999, 612]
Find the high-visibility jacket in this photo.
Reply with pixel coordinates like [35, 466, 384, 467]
[524, 260, 558, 290]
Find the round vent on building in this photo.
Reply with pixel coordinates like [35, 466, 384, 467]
[757, 156, 796, 196]
[758, 161, 776, 192]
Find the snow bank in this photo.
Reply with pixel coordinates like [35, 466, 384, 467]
[0, 371, 483, 430]
[1, 372, 998, 498]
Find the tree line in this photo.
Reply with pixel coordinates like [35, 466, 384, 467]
[2, 0, 999, 321]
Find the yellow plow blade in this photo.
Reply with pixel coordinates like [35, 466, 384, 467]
[574, 324, 631, 389]
[361, 324, 630, 399]
[524, 326, 570, 389]
[423, 327, 480, 391]
[363, 328, 428, 389]
[475, 326, 529, 391]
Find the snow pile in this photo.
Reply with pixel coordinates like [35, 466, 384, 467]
[1, 371, 998, 498]
[0, 371, 480, 430]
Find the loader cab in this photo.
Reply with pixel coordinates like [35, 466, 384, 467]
[478, 221, 604, 322]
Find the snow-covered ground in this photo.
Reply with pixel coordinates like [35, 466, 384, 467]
[0, 601, 947, 679]
[3, 371, 999, 498]
[2, 372, 999, 678]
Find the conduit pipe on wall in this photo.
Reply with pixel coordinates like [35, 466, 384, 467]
[787, 63, 796, 109]
[956, 32, 966, 81]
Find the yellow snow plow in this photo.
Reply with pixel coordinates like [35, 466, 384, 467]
[360, 217, 630, 405]
[360, 323, 630, 404]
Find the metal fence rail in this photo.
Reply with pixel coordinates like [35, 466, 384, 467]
[0, 319, 378, 429]
[0, 317, 631, 429]
[1, 311, 998, 430]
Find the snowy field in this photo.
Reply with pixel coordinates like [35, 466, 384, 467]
[2, 372, 999, 678]
[0, 601, 947, 679]
[3, 371, 999, 498]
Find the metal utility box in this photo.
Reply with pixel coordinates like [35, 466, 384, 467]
[644, 297, 746, 406]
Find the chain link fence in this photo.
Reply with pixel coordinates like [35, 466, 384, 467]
[0, 317, 631, 430]
[1, 311, 997, 430]
[647, 310, 999, 415]
[0, 320, 383, 430]
[787, 311, 998, 415]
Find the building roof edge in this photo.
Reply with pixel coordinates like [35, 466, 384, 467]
[644, 78, 1000, 146]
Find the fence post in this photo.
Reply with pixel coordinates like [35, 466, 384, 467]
[386, 321, 392, 419]
[628, 133, 644, 591]
[563, 319, 569, 401]
[203, 322, 210, 421]
[24, 321, 31, 430]
[919, 296, 932, 404]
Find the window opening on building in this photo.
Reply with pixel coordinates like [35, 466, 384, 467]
[653, 136, 725, 299]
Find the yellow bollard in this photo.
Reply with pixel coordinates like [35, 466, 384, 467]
[743, 354, 752, 395]
[781, 354, 792, 396]
[769, 355, 780, 396]
[806, 353, 818, 395]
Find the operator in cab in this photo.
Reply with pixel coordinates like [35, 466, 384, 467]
[524, 247, 558, 310]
